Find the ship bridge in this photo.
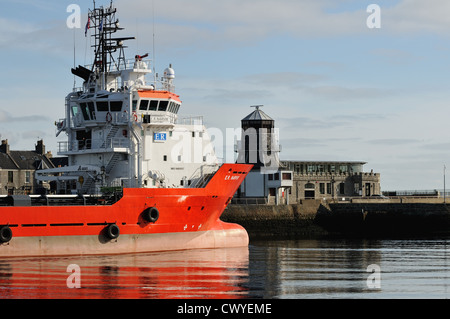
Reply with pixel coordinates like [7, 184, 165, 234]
[136, 90, 181, 127]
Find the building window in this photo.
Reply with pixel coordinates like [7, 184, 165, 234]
[307, 165, 316, 173]
[268, 174, 273, 181]
[365, 183, 371, 196]
[305, 183, 315, 189]
[8, 171, 13, 183]
[339, 182, 345, 194]
[327, 183, 332, 194]
[25, 171, 30, 184]
[354, 183, 360, 195]
[269, 188, 276, 196]
[319, 183, 325, 194]
[282, 173, 292, 180]
[274, 173, 280, 180]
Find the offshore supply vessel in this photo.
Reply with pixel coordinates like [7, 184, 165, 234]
[0, 2, 251, 257]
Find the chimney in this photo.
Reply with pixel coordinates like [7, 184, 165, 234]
[35, 139, 45, 155]
[0, 139, 10, 154]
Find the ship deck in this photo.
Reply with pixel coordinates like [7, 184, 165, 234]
[0, 193, 123, 207]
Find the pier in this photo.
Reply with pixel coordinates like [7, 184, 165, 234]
[223, 198, 450, 239]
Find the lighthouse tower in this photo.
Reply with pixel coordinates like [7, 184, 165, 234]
[235, 106, 292, 205]
[237, 105, 279, 169]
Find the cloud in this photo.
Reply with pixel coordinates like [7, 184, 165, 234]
[383, 0, 450, 34]
[0, 110, 50, 123]
[301, 86, 396, 101]
[367, 138, 420, 146]
[114, 0, 450, 52]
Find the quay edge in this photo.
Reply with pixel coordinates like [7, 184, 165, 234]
[222, 199, 450, 239]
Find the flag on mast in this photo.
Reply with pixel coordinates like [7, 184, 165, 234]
[85, 17, 90, 37]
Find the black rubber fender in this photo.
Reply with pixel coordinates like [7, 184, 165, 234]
[0, 226, 12, 243]
[105, 223, 120, 239]
[142, 207, 159, 223]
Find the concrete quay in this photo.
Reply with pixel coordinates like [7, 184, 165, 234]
[222, 198, 450, 239]
[222, 200, 328, 239]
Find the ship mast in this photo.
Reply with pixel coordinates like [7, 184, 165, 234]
[88, 1, 135, 90]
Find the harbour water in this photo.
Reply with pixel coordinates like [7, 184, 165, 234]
[0, 238, 449, 299]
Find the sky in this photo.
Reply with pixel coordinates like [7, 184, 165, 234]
[1, 0, 450, 191]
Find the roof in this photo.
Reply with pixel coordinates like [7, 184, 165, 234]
[0, 151, 55, 170]
[0, 153, 17, 170]
[138, 90, 181, 103]
[242, 106, 273, 121]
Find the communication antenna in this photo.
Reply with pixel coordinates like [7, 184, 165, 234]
[73, 28, 76, 89]
[152, 0, 157, 83]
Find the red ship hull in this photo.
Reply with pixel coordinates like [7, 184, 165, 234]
[0, 164, 252, 257]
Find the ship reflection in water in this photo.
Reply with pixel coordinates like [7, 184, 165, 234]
[1, 239, 450, 299]
[0, 247, 250, 299]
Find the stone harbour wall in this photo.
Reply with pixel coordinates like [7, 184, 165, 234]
[221, 200, 329, 239]
[222, 200, 450, 239]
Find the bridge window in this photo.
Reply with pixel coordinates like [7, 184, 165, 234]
[79, 103, 90, 120]
[149, 100, 158, 111]
[159, 101, 169, 112]
[110, 101, 123, 112]
[139, 99, 149, 111]
[88, 102, 96, 120]
[96, 101, 108, 112]
[71, 105, 79, 116]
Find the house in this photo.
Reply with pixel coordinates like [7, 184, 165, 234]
[0, 139, 66, 195]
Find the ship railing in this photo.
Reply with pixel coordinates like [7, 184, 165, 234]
[103, 138, 129, 149]
[84, 59, 152, 74]
[187, 164, 220, 188]
[58, 138, 129, 153]
[70, 112, 130, 128]
[177, 116, 203, 126]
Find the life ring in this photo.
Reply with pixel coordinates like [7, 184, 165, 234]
[133, 112, 138, 122]
[0, 226, 12, 243]
[106, 112, 113, 123]
[142, 207, 159, 223]
[105, 223, 120, 239]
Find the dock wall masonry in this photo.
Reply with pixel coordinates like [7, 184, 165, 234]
[222, 200, 329, 239]
[222, 199, 450, 239]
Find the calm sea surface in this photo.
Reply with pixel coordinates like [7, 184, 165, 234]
[0, 238, 449, 299]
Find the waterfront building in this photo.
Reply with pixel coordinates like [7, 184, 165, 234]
[281, 160, 381, 202]
[234, 107, 381, 204]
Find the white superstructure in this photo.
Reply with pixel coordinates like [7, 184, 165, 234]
[37, 2, 217, 194]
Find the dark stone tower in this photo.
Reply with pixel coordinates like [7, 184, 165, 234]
[237, 105, 278, 169]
